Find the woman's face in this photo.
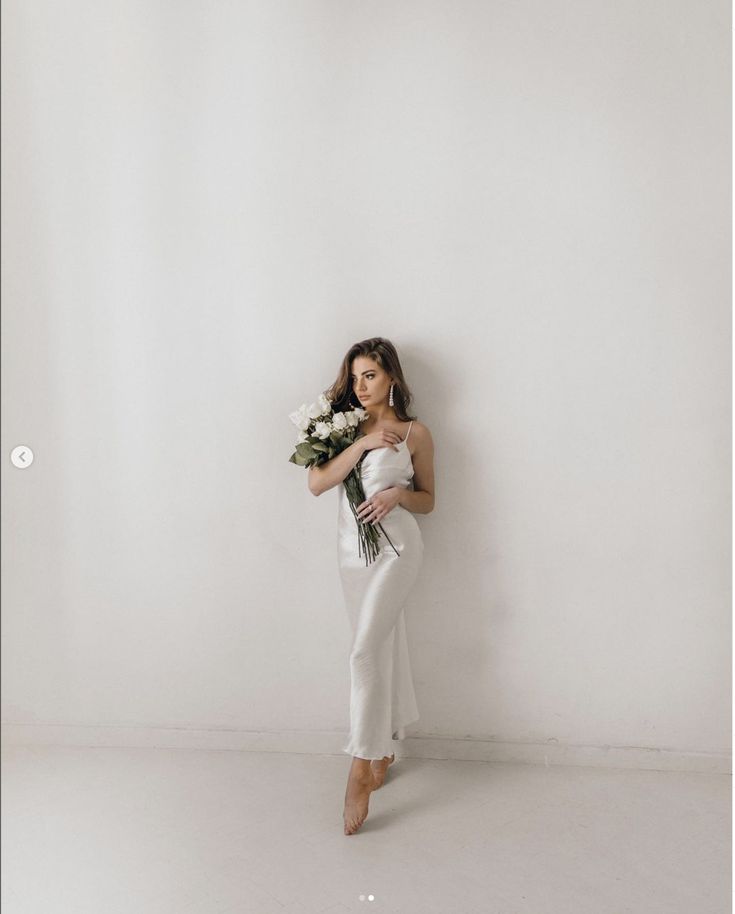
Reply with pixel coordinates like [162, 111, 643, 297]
[350, 356, 390, 407]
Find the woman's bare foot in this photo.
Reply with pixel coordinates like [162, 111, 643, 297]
[370, 753, 395, 790]
[343, 758, 375, 835]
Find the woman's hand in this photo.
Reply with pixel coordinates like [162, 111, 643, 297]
[358, 428, 402, 453]
[357, 487, 402, 525]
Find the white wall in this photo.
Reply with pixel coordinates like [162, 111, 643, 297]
[2, 0, 730, 769]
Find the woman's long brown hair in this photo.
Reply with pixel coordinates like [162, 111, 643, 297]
[324, 337, 418, 421]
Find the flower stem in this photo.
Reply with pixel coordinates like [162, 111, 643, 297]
[343, 469, 401, 566]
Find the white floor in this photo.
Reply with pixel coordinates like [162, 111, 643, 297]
[1, 746, 730, 914]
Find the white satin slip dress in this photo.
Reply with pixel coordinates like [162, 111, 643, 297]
[337, 419, 423, 760]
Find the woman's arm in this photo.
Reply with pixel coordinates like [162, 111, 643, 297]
[396, 488, 434, 514]
[398, 424, 435, 514]
[308, 439, 367, 497]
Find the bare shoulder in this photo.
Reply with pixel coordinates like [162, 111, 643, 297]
[409, 420, 434, 455]
[411, 420, 433, 443]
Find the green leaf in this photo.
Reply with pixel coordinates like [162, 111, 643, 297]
[295, 442, 317, 459]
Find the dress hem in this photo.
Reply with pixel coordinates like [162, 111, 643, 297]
[342, 714, 420, 760]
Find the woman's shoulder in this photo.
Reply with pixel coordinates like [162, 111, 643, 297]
[409, 418, 431, 435]
[408, 419, 433, 446]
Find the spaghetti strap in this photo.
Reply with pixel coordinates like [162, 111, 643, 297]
[404, 421, 414, 443]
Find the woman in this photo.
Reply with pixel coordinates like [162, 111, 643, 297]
[308, 337, 435, 835]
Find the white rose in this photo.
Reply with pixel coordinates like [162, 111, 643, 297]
[307, 401, 323, 420]
[318, 393, 331, 415]
[332, 411, 348, 430]
[289, 405, 311, 431]
[313, 421, 332, 440]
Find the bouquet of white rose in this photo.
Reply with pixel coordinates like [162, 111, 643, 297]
[288, 392, 400, 566]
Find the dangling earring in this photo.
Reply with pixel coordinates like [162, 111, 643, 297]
[388, 383, 394, 407]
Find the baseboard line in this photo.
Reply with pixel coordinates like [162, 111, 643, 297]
[1, 723, 730, 774]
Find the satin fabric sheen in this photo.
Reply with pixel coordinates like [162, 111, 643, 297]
[337, 421, 423, 760]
